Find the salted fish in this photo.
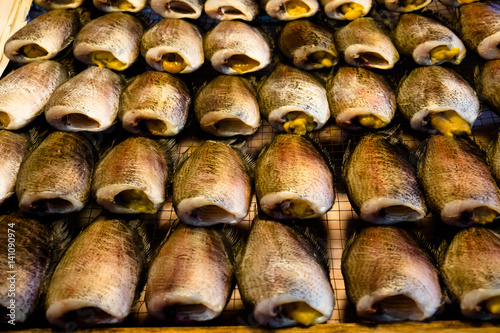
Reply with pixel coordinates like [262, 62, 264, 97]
[140, 19, 204, 74]
[260, 0, 319, 20]
[194, 75, 260, 137]
[0, 131, 29, 206]
[321, 0, 372, 20]
[342, 226, 443, 322]
[418, 135, 500, 227]
[204, 21, 271, 75]
[34, 0, 85, 10]
[0, 212, 68, 323]
[73, 13, 144, 71]
[4, 9, 80, 64]
[440, 227, 500, 320]
[394, 14, 466, 66]
[173, 141, 252, 226]
[146, 224, 236, 322]
[460, 1, 500, 60]
[119, 71, 190, 136]
[477, 60, 500, 114]
[255, 134, 334, 220]
[489, 131, 500, 185]
[45, 66, 125, 132]
[326, 67, 395, 130]
[277, 20, 338, 70]
[343, 133, 427, 224]
[151, 0, 203, 19]
[93, 0, 147, 12]
[205, 0, 259, 21]
[0, 61, 69, 130]
[375, 0, 431, 12]
[16, 131, 94, 215]
[397, 66, 480, 137]
[439, 0, 478, 7]
[92, 137, 171, 214]
[236, 217, 334, 327]
[258, 63, 330, 135]
[46, 215, 149, 327]
[334, 17, 399, 70]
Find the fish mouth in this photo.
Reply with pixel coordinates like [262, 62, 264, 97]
[353, 52, 389, 68]
[371, 294, 423, 321]
[97, 0, 136, 10]
[58, 306, 120, 326]
[0, 111, 10, 128]
[16, 44, 48, 59]
[210, 117, 255, 135]
[442, 201, 500, 227]
[225, 54, 260, 74]
[305, 51, 336, 68]
[279, 1, 312, 16]
[61, 113, 101, 130]
[166, 1, 197, 14]
[262, 198, 317, 220]
[133, 117, 169, 136]
[114, 189, 156, 214]
[187, 205, 237, 225]
[160, 52, 187, 74]
[218, 6, 244, 15]
[362, 204, 425, 224]
[28, 198, 75, 215]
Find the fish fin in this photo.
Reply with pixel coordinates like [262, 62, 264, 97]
[341, 138, 354, 180]
[23, 120, 50, 153]
[133, 12, 151, 30]
[220, 224, 245, 267]
[341, 230, 358, 268]
[436, 238, 449, 270]
[371, 7, 398, 31]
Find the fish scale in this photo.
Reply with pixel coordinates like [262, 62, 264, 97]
[0, 130, 29, 206]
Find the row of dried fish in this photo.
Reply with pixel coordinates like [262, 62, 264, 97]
[343, 225, 500, 322]
[344, 131, 500, 228]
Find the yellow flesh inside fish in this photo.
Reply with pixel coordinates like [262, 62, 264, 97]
[227, 55, 260, 74]
[340, 3, 364, 20]
[308, 51, 335, 68]
[21, 44, 48, 58]
[399, 0, 426, 9]
[357, 114, 387, 129]
[430, 46, 461, 63]
[280, 199, 315, 218]
[282, 302, 322, 326]
[283, 113, 316, 135]
[486, 296, 500, 315]
[162, 53, 186, 74]
[90, 51, 127, 70]
[0, 112, 10, 127]
[460, 207, 498, 225]
[428, 110, 471, 137]
[114, 189, 156, 214]
[284, 1, 311, 15]
[99, 0, 135, 9]
[136, 118, 168, 136]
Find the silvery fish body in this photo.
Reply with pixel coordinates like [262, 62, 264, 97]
[326, 66, 395, 130]
[173, 141, 252, 226]
[194, 75, 260, 137]
[34, 0, 85, 10]
[343, 133, 427, 224]
[45, 216, 149, 327]
[205, 0, 259, 21]
[236, 217, 334, 328]
[204, 21, 271, 75]
[258, 63, 330, 135]
[278, 20, 339, 70]
[342, 226, 443, 322]
[255, 134, 335, 220]
[376, 0, 431, 12]
[321, 0, 372, 20]
[418, 135, 500, 227]
[394, 14, 466, 66]
[119, 71, 190, 136]
[0, 61, 68, 130]
[335, 17, 399, 70]
[146, 224, 235, 322]
[16, 131, 94, 215]
[260, 0, 319, 20]
[0, 131, 29, 206]
[93, 0, 147, 12]
[73, 13, 144, 71]
[440, 227, 500, 320]
[92, 137, 170, 214]
[150, 0, 203, 19]
[140, 19, 204, 74]
[477, 60, 500, 114]
[397, 66, 480, 137]
[45, 66, 125, 132]
[4, 9, 80, 64]
[460, 1, 500, 60]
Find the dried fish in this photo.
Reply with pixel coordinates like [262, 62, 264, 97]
[375, 0, 431, 12]
[205, 0, 259, 21]
[321, 0, 372, 20]
[0, 131, 29, 206]
[93, 0, 147, 12]
[260, 0, 319, 20]
[34, 0, 85, 10]
[439, 0, 478, 7]
[151, 0, 203, 19]
[194, 75, 260, 137]
[477, 60, 500, 114]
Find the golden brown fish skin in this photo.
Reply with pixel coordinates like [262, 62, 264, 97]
[375, 0, 431, 12]
[393, 14, 466, 66]
[92, 137, 170, 214]
[326, 66, 395, 130]
[343, 133, 427, 224]
[34, 0, 85, 10]
[205, 0, 259, 21]
[334, 17, 399, 70]
[342, 226, 443, 322]
[4, 9, 80, 64]
[0, 212, 51, 323]
[418, 135, 500, 227]
[119, 71, 191, 137]
[478, 60, 500, 114]
[45, 66, 125, 132]
[173, 141, 252, 226]
[16, 131, 94, 215]
[321, 0, 372, 20]
[45, 215, 148, 327]
[460, 1, 500, 60]
[278, 20, 338, 70]
[255, 134, 334, 219]
[93, 0, 147, 12]
[236, 217, 334, 328]
[73, 13, 144, 71]
[150, 0, 203, 19]
[488, 130, 500, 185]
[0, 131, 29, 206]
[146, 225, 235, 322]
[260, 0, 319, 20]
[440, 227, 500, 320]
[194, 75, 260, 137]
[140, 19, 204, 74]
[0, 61, 69, 130]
